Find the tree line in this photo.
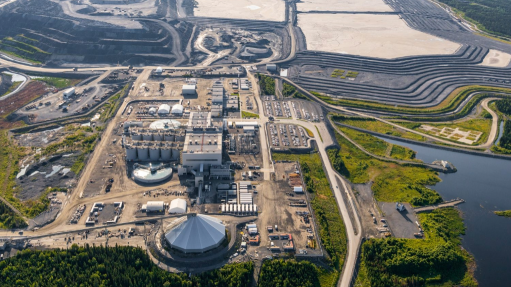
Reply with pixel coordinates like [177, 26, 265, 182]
[258, 260, 321, 287]
[496, 99, 511, 150]
[0, 200, 27, 229]
[0, 245, 253, 287]
[437, 0, 511, 38]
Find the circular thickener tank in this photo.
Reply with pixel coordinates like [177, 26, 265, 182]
[126, 146, 137, 161]
[150, 147, 160, 161]
[142, 133, 153, 141]
[161, 148, 171, 161]
[137, 146, 149, 161]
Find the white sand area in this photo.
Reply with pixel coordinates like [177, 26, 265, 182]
[298, 14, 461, 59]
[297, 0, 392, 12]
[194, 0, 285, 22]
[478, 49, 511, 68]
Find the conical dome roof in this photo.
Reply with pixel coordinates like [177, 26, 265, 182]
[165, 214, 225, 253]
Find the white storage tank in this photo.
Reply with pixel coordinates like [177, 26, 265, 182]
[148, 107, 157, 115]
[137, 146, 149, 161]
[149, 147, 160, 161]
[249, 205, 253, 213]
[143, 133, 153, 141]
[161, 147, 171, 161]
[242, 205, 246, 213]
[126, 145, 137, 161]
[221, 204, 225, 212]
[234, 205, 238, 213]
[254, 205, 257, 213]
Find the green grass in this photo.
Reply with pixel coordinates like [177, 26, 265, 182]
[337, 125, 418, 161]
[494, 210, 511, 217]
[0, 49, 42, 64]
[242, 111, 260, 119]
[100, 84, 130, 120]
[1, 81, 22, 97]
[399, 118, 492, 145]
[329, 128, 442, 206]
[359, 208, 477, 286]
[272, 152, 347, 273]
[34, 77, 81, 89]
[315, 126, 322, 142]
[332, 115, 427, 142]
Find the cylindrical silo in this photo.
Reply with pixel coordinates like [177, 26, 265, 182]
[137, 145, 149, 161]
[164, 132, 175, 141]
[149, 146, 160, 161]
[161, 147, 171, 161]
[171, 149, 180, 160]
[126, 145, 137, 161]
[153, 132, 163, 141]
[175, 133, 185, 141]
[142, 133, 153, 141]
[131, 132, 142, 141]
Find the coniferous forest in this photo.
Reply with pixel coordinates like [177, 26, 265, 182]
[437, 0, 511, 38]
[0, 244, 253, 287]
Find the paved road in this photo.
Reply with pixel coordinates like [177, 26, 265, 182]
[480, 98, 499, 149]
[277, 118, 362, 287]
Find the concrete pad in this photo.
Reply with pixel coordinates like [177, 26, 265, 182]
[298, 14, 461, 59]
[194, 0, 285, 22]
[379, 202, 419, 239]
[478, 49, 511, 68]
[297, 0, 392, 12]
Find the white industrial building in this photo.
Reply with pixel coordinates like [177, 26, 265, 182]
[235, 122, 258, 129]
[182, 112, 223, 170]
[158, 104, 170, 115]
[165, 214, 226, 253]
[171, 104, 184, 115]
[182, 84, 196, 95]
[155, 67, 163, 74]
[169, 198, 187, 214]
[143, 201, 165, 213]
[63, 87, 75, 99]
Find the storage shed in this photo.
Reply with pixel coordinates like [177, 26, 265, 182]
[169, 198, 187, 214]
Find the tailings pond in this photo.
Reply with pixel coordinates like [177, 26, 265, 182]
[380, 137, 511, 286]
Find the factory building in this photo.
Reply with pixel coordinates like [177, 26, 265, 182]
[164, 214, 225, 253]
[182, 84, 196, 95]
[181, 112, 223, 171]
[211, 104, 223, 117]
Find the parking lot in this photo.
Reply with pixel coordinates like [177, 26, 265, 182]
[379, 202, 421, 239]
[268, 123, 310, 149]
[262, 98, 323, 122]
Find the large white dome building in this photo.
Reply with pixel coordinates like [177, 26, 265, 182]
[165, 214, 225, 253]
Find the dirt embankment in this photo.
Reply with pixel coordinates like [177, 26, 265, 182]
[0, 81, 47, 129]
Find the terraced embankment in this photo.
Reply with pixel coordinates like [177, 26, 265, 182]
[0, 0, 192, 66]
[284, 45, 511, 107]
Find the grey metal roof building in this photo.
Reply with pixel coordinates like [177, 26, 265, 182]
[165, 214, 226, 253]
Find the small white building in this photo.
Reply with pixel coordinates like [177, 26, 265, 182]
[158, 104, 170, 115]
[182, 84, 196, 95]
[144, 201, 165, 212]
[169, 198, 187, 214]
[155, 67, 163, 74]
[294, 186, 303, 193]
[243, 126, 255, 134]
[63, 88, 75, 99]
[235, 122, 258, 129]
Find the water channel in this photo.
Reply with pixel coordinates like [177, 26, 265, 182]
[379, 137, 511, 286]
